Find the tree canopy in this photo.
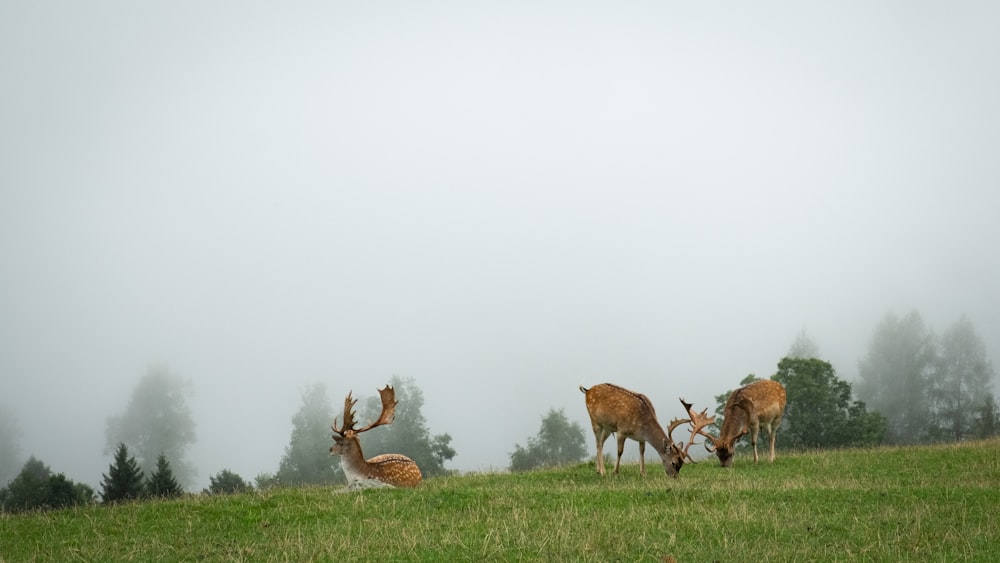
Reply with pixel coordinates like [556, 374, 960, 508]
[204, 469, 252, 495]
[277, 382, 339, 486]
[0, 457, 93, 513]
[105, 366, 197, 487]
[857, 311, 998, 444]
[774, 357, 886, 449]
[509, 408, 587, 472]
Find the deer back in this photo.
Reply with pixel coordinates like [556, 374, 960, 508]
[582, 383, 667, 446]
[720, 379, 786, 444]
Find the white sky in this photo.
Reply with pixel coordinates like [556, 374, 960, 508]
[2, 1, 998, 489]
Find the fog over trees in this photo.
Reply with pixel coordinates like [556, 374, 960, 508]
[2, 3, 1000, 493]
[857, 312, 998, 444]
[104, 367, 197, 488]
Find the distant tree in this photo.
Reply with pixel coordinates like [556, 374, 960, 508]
[930, 317, 996, 442]
[774, 357, 886, 449]
[204, 469, 252, 495]
[788, 329, 821, 359]
[968, 393, 1000, 439]
[105, 366, 197, 487]
[356, 376, 456, 478]
[146, 453, 183, 498]
[857, 311, 937, 445]
[277, 383, 339, 486]
[509, 408, 588, 472]
[100, 443, 146, 504]
[1, 457, 93, 513]
[0, 404, 23, 485]
[254, 472, 280, 490]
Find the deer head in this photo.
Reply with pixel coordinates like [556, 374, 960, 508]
[709, 380, 786, 468]
[330, 385, 423, 487]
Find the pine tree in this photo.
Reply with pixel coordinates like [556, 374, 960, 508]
[146, 453, 183, 498]
[100, 443, 145, 504]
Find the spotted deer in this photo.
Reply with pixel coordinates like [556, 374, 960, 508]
[329, 385, 423, 487]
[704, 379, 786, 468]
[579, 383, 715, 478]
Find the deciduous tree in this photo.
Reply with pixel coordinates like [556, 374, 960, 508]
[277, 382, 339, 486]
[204, 469, 251, 495]
[857, 311, 936, 445]
[774, 357, 886, 448]
[357, 376, 456, 478]
[509, 408, 587, 472]
[105, 366, 197, 486]
[931, 316, 996, 441]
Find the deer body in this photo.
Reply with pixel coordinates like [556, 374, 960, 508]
[330, 386, 423, 488]
[579, 383, 714, 478]
[712, 379, 786, 468]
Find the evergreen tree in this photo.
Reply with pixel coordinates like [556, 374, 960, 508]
[100, 443, 145, 504]
[105, 366, 197, 487]
[146, 453, 183, 498]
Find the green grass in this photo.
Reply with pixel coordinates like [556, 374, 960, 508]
[3, 439, 999, 562]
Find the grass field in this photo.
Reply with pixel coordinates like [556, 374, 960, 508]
[2, 439, 999, 562]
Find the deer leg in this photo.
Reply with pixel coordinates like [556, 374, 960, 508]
[614, 434, 627, 475]
[638, 440, 646, 477]
[750, 425, 760, 464]
[594, 429, 609, 476]
[767, 423, 777, 463]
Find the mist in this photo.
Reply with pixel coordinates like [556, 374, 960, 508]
[2, 2, 998, 491]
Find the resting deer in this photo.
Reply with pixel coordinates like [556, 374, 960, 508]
[579, 383, 715, 478]
[704, 379, 786, 468]
[329, 385, 423, 487]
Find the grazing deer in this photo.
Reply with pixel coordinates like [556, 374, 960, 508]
[704, 379, 786, 468]
[579, 383, 715, 478]
[329, 385, 423, 487]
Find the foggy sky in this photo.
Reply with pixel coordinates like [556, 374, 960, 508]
[2, 2, 999, 490]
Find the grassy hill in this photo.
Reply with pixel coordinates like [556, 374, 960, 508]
[3, 439, 999, 561]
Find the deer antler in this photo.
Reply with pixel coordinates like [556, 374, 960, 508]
[332, 390, 359, 436]
[678, 398, 717, 462]
[356, 385, 398, 433]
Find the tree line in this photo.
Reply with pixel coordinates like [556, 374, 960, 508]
[2, 310, 997, 511]
[0, 372, 456, 512]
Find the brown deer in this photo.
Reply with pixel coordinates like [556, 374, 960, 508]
[704, 379, 786, 468]
[329, 385, 423, 487]
[579, 383, 715, 478]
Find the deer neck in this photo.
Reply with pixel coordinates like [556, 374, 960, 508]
[720, 409, 748, 443]
[338, 437, 374, 483]
[642, 423, 672, 456]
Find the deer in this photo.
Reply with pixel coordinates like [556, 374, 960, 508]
[329, 385, 423, 487]
[579, 383, 716, 478]
[703, 379, 786, 468]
